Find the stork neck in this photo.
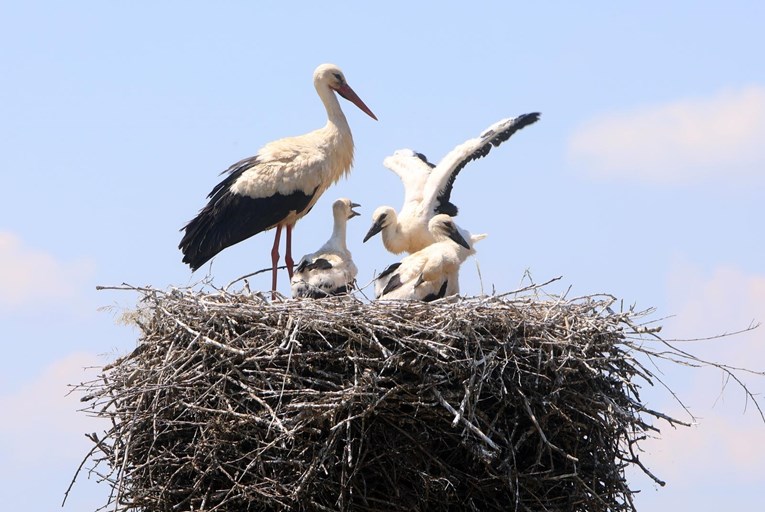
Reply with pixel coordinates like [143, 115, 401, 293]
[330, 215, 348, 251]
[317, 85, 351, 136]
[381, 214, 408, 254]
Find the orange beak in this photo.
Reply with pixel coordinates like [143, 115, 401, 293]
[335, 83, 378, 121]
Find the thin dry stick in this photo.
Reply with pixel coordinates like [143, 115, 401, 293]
[225, 265, 288, 291]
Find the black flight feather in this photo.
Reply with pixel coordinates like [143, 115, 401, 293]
[381, 273, 404, 296]
[377, 262, 402, 281]
[422, 280, 449, 302]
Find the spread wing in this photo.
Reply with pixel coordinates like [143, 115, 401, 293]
[421, 113, 541, 216]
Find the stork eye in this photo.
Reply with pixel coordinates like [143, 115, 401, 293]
[333, 72, 343, 82]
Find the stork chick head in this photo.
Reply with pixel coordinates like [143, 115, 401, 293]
[428, 214, 470, 249]
[333, 198, 361, 221]
[363, 206, 396, 243]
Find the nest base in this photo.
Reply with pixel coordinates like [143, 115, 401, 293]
[75, 286, 680, 511]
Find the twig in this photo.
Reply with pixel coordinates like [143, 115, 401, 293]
[225, 265, 288, 291]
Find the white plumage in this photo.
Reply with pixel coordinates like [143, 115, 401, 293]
[179, 63, 376, 295]
[363, 113, 539, 255]
[290, 198, 360, 298]
[375, 215, 486, 301]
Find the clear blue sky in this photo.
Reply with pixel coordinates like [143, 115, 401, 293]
[1, 2, 763, 510]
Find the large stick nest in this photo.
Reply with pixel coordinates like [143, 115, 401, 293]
[75, 284, 712, 511]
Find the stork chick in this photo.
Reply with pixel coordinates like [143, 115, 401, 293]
[375, 215, 486, 301]
[291, 198, 360, 299]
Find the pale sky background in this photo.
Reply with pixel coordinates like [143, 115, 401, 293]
[1, 2, 763, 510]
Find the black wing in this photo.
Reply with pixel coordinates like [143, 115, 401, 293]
[179, 156, 316, 271]
[431, 113, 541, 215]
[295, 257, 333, 274]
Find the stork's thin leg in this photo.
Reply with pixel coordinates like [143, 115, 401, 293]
[270, 225, 283, 295]
[285, 224, 295, 278]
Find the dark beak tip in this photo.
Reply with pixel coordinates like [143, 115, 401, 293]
[448, 229, 470, 249]
[363, 223, 382, 243]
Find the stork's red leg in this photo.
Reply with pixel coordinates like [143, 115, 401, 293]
[285, 224, 295, 278]
[270, 224, 283, 294]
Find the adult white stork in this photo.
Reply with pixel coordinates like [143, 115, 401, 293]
[363, 113, 539, 255]
[375, 215, 487, 301]
[179, 63, 376, 294]
[290, 198, 360, 299]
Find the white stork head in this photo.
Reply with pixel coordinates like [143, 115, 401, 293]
[333, 198, 362, 221]
[428, 214, 470, 249]
[363, 206, 397, 243]
[313, 63, 377, 120]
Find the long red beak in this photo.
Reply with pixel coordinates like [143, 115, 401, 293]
[335, 83, 378, 121]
